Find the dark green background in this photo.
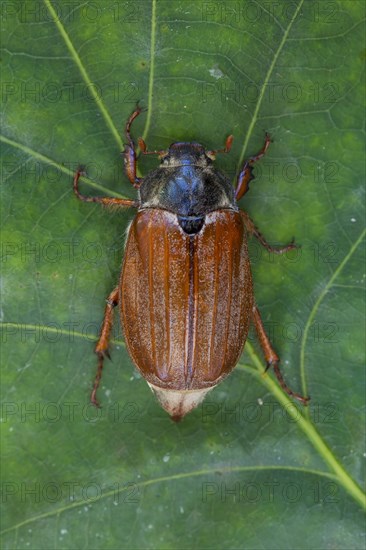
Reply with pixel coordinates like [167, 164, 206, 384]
[1, 1, 365, 548]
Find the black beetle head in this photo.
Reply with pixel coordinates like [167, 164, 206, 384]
[160, 142, 213, 167]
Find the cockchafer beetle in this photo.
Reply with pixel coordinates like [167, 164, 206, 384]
[74, 105, 310, 421]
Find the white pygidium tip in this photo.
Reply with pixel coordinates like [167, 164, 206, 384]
[147, 383, 214, 421]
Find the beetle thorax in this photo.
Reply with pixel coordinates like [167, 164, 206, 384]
[139, 143, 236, 234]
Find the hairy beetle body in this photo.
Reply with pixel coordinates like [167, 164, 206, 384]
[73, 106, 309, 420]
[139, 142, 235, 234]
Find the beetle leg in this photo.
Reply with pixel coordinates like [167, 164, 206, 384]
[252, 306, 310, 405]
[240, 211, 297, 254]
[206, 134, 234, 157]
[91, 286, 119, 407]
[235, 133, 271, 200]
[124, 104, 145, 187]
[73, 169, 139, 208]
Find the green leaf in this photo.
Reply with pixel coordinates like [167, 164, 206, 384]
[1, 0, 365, 548]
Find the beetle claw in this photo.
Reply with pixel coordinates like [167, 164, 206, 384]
[272, 240, 299, 254]
[264, 361, 272, 373]
[95, 349, 111, 361]
[291, 239, 302, 251]
[135, 100, 147, 113]
[77, 165, 87, 177]
[270, 360, 310, 406]
[90, 390, 101, 408]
